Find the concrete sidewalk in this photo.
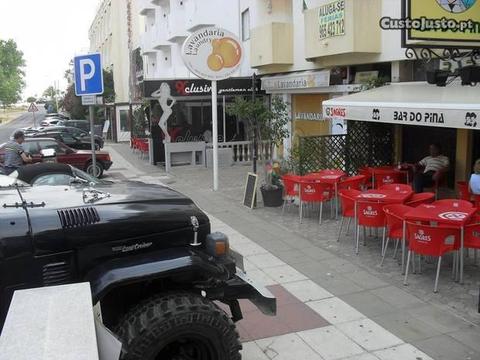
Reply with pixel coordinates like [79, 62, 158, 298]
[105, 143, 480, 360]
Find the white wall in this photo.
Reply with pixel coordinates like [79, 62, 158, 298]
[140, 0, 253, 80]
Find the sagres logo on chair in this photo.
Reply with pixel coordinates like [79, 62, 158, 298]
[414, 229, 432, 242]
[363, 206, 378, 216]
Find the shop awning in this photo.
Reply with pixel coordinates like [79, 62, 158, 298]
[322, 82, 480, 130]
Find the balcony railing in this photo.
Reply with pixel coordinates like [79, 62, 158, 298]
[216, 141, 272, 163]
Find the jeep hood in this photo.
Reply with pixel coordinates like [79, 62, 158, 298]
[2, 185, 210, 259]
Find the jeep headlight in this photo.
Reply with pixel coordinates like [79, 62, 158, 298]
[205, 232, 230, 257]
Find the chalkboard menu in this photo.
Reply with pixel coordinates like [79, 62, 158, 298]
[243, 173, 258, 209]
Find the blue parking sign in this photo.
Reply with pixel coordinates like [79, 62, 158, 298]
[74, 53, 104, 96]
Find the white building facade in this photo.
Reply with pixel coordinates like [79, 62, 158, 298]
[89, 0, 143, 141]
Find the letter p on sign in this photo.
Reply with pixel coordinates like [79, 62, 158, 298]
[74, 53, 104, 96]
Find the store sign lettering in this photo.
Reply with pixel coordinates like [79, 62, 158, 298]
[392, 111, 445, 124]
[295, 112, 324, 121]
[318, 0, 345, 40]
[174, 80, 258, 96]
[325, 107, 346, 118]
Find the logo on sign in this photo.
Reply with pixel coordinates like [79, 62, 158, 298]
[363, 206, 378, 216]
[464, 112, 477, 127]
[436, 0, 476, 14]
[181, 27, 243, 81]
[414, 229, 432, 242]
[438, 211, 468, 220]
[304, 185, 316, 194]
[325, 107, 346, 118]
[372, 108, 381, 121]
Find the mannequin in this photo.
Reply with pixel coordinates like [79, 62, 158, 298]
[151, 83, 176, 142]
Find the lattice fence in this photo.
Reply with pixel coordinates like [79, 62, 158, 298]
[298, 121, 394, 175]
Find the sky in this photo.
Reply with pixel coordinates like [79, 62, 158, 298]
[0, 0, 100, 100]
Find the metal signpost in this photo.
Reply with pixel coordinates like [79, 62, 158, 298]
[27, 102, 38, 128]
[73, 53, 104, 177]
[181, 27, 243, 191]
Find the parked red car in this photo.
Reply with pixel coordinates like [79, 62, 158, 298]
[0, 138, 112, 177]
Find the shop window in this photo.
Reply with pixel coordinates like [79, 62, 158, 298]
[241, 9, 250, 41]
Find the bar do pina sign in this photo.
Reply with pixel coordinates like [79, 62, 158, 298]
[318, 0, 346, 40]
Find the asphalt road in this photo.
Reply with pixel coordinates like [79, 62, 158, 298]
[0, 110, 45, 144]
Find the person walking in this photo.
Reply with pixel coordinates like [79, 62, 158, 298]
[3, 130, 32, 175]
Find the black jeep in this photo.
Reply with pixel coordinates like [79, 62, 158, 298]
[0, 183, 276, 359]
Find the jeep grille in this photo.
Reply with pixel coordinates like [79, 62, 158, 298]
[57, 207, 100, 228]
[42, 262, 71, 286]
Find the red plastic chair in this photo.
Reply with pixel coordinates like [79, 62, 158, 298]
[338, 175, 366, 191]
[379, 184, 413, 192]
[473, 195, 480, 210]
[299, 180, 334, 224]
[373, 170, 403, 188]
[281, 174, 301, 215]
[380, 204, 413, 266]
[405, 192, 435, 207]
[355, 200, 386, 255]
[358, 167, 373, 189]
[432, 199, 474, 209]
[464, 222, 480, 258]
[338, 189, 362, 241]
[404, 222, 459, 293]
[457, 181, 472, 201]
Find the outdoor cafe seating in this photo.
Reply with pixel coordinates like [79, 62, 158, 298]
[280, 164, 480, 293]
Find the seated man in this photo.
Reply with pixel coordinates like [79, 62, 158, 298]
[413, 143, 449, 193]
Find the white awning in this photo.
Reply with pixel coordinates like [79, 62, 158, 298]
[322, 82, 480, 130]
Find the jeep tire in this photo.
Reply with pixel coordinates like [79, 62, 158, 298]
[115, 292, 242, 360]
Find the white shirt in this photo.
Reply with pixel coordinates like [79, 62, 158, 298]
[419, 155, 449, 173]
[469, 174, 480, 195]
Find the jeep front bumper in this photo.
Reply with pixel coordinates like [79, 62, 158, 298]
[224, 269, 277, 317]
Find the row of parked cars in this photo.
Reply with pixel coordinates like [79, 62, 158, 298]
[0, 113, 112, 178]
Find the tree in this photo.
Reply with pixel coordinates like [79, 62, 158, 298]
[43, 86, 57, 100]
[0, 39, 25, 107]
[26, 96, 36, 103]
[227, 96, 289, 188]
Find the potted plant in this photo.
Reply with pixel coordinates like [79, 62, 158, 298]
[227, 96, 289, 207]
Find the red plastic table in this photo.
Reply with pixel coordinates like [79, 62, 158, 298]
[356, 189, 413, 204]
[304, 173, 345, 218]
[352, 189, 413, 246]
[403, 203, 476, 283]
